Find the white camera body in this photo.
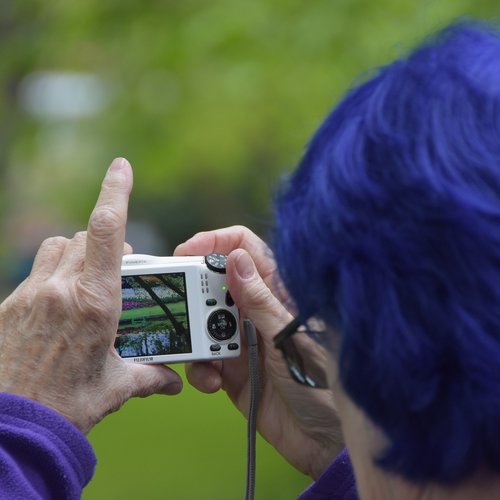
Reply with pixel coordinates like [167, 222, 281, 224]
[116, 253, 240, 364]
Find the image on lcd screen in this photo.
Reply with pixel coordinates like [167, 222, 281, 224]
[115, 273, 192, 358]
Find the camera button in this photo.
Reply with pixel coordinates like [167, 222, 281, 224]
[207, 309, 237, 341]
[206, 299, 217, 306]
[225, 291, 235, 307]
[210, 344, 222, 352]
[228, 343, 239, 351]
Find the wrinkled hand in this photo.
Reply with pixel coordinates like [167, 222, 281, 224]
[175, 226, 343, 480]
[0, 158, 182, 434]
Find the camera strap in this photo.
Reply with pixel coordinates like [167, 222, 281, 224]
[244, 319, 259, 500]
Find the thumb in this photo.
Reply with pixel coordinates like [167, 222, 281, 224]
[227, 249, 293, 342]
[127, 364, 183, 398]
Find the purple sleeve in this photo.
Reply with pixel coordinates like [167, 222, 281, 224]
[298, 449, 358, 500]
[0, 393, 96, 499]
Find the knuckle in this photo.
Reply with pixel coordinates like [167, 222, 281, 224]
[232, 225, 253, 240]
[72, 231, 87, 242]
[88, 207, 123, 238]
[40, 236, 68, 251]
[245, 280, 285, 320]
[193, 230, 208, 238]
[230, 225, 265, 251]
[247, 281, 273, 309]
[76, 279, 121, 324]
[231, 224, 248, 234]
[35, 279, 69, 309]
[189, 230, 211, 245]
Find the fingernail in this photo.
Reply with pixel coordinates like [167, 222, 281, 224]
[109, 157, 128, 172]
[106, 159, 131, 184]
[105, 158, 132, 189]
[235, 251, 255, 280]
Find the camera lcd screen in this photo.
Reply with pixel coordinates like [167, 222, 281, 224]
[115, 273, 192, 358]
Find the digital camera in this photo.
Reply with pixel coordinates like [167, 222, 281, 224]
[115, 253, 240, 364]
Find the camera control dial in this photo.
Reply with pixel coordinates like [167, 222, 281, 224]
[207, 309, 238, 341]
[205, 253, 227, 274]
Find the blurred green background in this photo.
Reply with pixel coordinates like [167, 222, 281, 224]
[0, 1, 498, 498]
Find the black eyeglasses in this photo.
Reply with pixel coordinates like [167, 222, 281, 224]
[273, 317, 331, 389]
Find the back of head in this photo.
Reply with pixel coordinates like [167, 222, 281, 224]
[273, 20, 500, 484]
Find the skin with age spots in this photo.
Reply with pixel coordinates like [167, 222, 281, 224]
[0, 158, 182, 434]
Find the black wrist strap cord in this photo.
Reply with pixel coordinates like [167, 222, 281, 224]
[244, 319, 259, 500]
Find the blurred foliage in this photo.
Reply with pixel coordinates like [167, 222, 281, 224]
[0, 0, 499, 498]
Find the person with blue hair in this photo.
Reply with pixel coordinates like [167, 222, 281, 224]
[180, 20, 500, 499]
[0, 19, 499, 500]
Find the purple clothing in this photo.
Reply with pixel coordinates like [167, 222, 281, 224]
[0, 393, 96, 499]
[298, 448, 358, 500]
[0, 392, 358, 499]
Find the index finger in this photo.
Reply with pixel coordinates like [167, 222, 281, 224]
[82, 158, 133, 294]
[174, 225, 276, 280]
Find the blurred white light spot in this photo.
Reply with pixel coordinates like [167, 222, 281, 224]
[18, 71, 111, 120]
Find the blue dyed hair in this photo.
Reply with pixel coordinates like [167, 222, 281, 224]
[273, 21, 500, 484]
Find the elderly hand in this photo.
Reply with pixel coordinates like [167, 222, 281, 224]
[0, 158, 182, 434]
[175, 226, 343, 480]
